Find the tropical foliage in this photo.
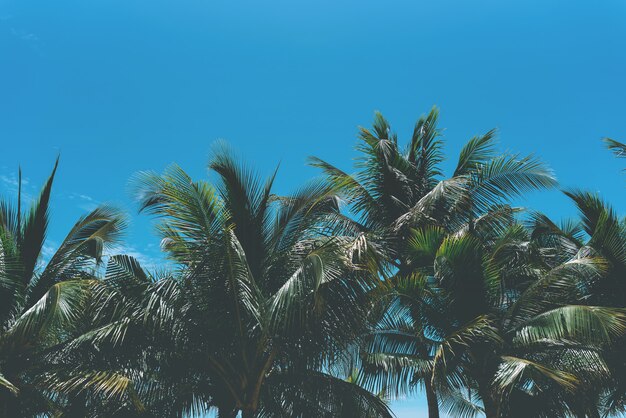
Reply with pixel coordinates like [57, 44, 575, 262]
[0, 160, 125, 417]
[0, 113, 624, 418]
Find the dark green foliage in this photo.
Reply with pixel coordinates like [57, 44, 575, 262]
[3, 113, 626, 418]
[0, 161, 126, 418]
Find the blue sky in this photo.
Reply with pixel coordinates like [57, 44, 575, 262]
[2, 0, 626, 416]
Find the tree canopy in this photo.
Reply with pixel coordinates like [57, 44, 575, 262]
[1, 110, 625, 418]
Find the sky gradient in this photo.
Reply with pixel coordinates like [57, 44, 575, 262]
[2, 0, 626, 416]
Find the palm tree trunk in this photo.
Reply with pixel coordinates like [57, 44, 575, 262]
[481, 394, 500, 418]
[482, 401, 498, 418]
[424, 378, 440, 418]
[0, 397, 6, 418]
[217, 407, 238, 418]
[478, 383, 499, 418]
[242, 407, 256, 418]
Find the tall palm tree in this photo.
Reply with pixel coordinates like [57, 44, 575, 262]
[600, 137, 626, 414]
[508, 139, 626, 416]
[533, 195, 626, 415]
[421, 221, 625, 418]
[0, 160, 125, 417]
[100, 144, 393, 417]
[41, 253, 166, 417]
[310, 107, 557, 417]
[364, 200, 626, 417]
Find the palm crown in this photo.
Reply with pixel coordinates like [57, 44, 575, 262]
[1, 121, 624, 418]
[310, 107, 617, 418]
[0, 160, 125, 417]
[118, 144, 393, 417]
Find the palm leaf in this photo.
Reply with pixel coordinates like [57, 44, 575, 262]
[514, 305, 626, 346]
[0, 373, 19, 395]
[603, 137, 626, 159]
[6, 280, 93, 348]
[20, 158, 59, 285]
[494, 355, 579, 393]
[454, 128, 497, 177]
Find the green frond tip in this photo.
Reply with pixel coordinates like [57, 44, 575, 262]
[454, 128, 497, 176]
[515, 305, 626, 345]
[0, 373, 19, 395]
[603, 137, 626, 159]
[494, 355, 579, 393]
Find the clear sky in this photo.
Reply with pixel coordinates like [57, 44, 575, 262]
[2, 0, 626, 416]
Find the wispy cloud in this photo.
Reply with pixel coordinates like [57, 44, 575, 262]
[35, 239, 59, 270]
[0, 175, 19, 188]
[10, 27, 38, 42]
[1, 15, 43, 55]
[0, 170, 35, 203]
[0, 173, 29, 189]
[66, 192, 99, 211]
[41, 242, 58, 260]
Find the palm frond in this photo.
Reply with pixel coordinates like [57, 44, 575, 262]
[493, 355, 579, 393]
[514, 305, 626, 346]
[407, 106, 444, 192]
[603, 138, 626, 159]
[20, 157, 59, 285]
[439, 386, 483, 418]
[0, 373, 19, 395]
[454, 128, 497, 177]
[27, 205, 126, 305]
[563, 190, 610, 237]
[468, 154, 557, 216]
[6, 280, 93, 348]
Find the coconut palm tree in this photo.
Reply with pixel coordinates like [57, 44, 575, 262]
[599, 137, 626, 415]
[310, 107, 557, 417]
[0, 160, 125, 417]
[441, 222, 626, 417]
[41, 253, 168, 417]
[501, 139, 626, 416]
[528, 189, 626, 417]
[375, 218, 624, 418]
[102, 144, 393, 418]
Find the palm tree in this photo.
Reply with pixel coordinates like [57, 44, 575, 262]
[42, 253, 166, 417]
[0, 160, 125, 417]
[599, 137, 626, 414]
[310, 107, 557, 417]
[362, 213, 624, 417]
[424, 220, 626, 418]
[104, 144, 393, 417]
[507, 139, 626, 416]
[533, 192, 626, 415]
